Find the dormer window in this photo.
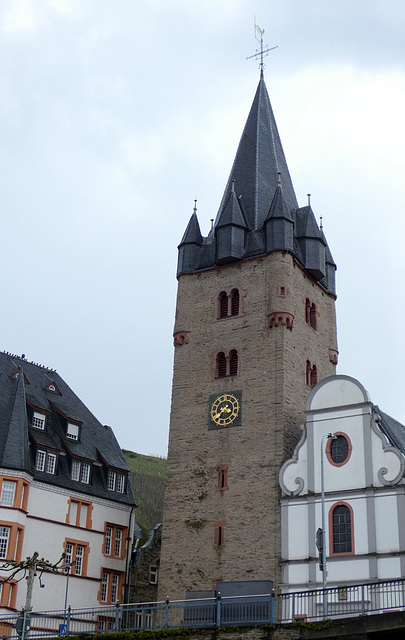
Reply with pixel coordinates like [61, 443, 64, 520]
[71, 460, 90, 484]
[36, 449, 57, 474]
[66, 423, 80, 441]
[107, 470, 125, 493]
[32, 412, 46, 430]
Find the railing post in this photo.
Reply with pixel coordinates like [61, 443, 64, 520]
[216, 591, 221, 628]
[164, 596, 169, 629]
[66, 605, 71, 636]
[21, 609, 27, 640]
[114, 601, 120, 631]
[361, 584, 365, 615]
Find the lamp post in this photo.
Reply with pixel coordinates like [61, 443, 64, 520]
[320, 432, 336, 618]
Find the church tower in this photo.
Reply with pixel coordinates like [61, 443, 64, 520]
[159, 70, 338, 599]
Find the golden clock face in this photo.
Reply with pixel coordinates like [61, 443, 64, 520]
[210, 393, 240, 426]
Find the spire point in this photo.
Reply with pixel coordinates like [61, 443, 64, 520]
[277, 171, 282, 185]
[193, 199, 197, 214]
[246, 22, 278, 75]
[307, 194, 311, 206]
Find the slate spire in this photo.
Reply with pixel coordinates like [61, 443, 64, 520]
[215, 72, 298, 231]
[0, 367, 30, 471]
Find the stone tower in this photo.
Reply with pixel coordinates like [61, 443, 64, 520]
[158, 71, 338, 600]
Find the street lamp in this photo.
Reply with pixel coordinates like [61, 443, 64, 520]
[319, 432, 337, 618]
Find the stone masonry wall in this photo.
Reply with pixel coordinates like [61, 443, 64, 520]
[159, 251, 337, 601]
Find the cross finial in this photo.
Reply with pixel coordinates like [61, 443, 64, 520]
[246, 22, 278, 75]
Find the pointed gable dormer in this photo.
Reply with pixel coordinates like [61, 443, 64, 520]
[294, 206, 326, 281]
[265, 182, 294, 253]
[215, 180, 248, 264]
[215, 71, 298, 232]
[177, 210, 203, 276]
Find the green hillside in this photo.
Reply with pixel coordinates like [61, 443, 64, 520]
[123, 449, 166, 539]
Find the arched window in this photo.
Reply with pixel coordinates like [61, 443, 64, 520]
[331, 503, 353, 554]
[310, 364, 318, 387]
[305, 298, 311, 324]
[219, 292, 228, 319]
[305, 298, 317, 330]
[306, 360, 311, 386]
[306, 360, 317, 387]
[310, 303, 317, 330]
[215, 350, 239, 378]
[229, 350, 238, 377]
[216, 352, 227, 378]
[215, 288, 242, 320]
[230, 289, 240, 316]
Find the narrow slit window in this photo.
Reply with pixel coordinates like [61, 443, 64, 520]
[216, 352, 227, 378]
[219, 292, 228, 318]
[229, 349, 238, 376]
[230, 289, 240, 316]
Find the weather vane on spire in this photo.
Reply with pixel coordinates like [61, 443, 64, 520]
[246, 22, 278, 73]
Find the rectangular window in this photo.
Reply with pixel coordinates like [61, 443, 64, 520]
[36, 450, 56, 474]
[1, 481, 16, 507]
[116, 474, 125, 493]
[71, 460, 91, 483]
[65, 542, 73, 567]
[110, 574, 119, 603]
[104, 526, 112, 555]
[0, 527, 10, 559]
[32, 412, 45, 430]
[64, 540, 88, 576]
[66, 499, 93, 529]
[149, 566, 158, 584]
[36, 450, 46, 472]
[66, 423, 80, 441]
[46, 453, 57, 474]
[103, 525, 126, 558]
[71, 460, 80, 481]
[107, 471, 126, 493]
[107, 471, 116, 491]
[75, 545, 84, 576]
[80, 463, 90, 484]
[114, 529, 122, 557]
[99, 570, 124, 605]
[100, 572, 109, 603]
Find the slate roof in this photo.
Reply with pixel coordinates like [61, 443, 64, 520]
[177, 72, 336, 296]
[0, 351, 135, 505]
[376, 406, 405, 456]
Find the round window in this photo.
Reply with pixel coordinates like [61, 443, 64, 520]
[330, 435, 349, 464]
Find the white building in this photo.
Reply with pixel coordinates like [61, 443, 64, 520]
[0, 352, 135, 614]
[279, 374, 405, 593]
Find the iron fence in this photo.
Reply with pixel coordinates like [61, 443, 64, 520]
[0, 578, 404, 637]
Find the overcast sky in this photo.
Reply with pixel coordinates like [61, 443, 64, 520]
[0, 0, 404, 458]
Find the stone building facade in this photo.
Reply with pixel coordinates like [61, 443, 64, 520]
[158, 71, 338, 600]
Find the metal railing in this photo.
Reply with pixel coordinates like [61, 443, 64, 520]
[277, 578, 405, 623]
[0, 578, 404, 637]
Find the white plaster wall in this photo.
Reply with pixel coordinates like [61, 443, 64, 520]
[312, 409, 367, 493]
[287, 563, 309, 586]
[308, 377, 369, 411]
[0, 482, 133, 612]
[375, 493, 399, 553]
[371, 430, 403, 486]
[377, 556, 401, 580]
[327, 558, 369, 583]
[287, 503, 308, 559]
